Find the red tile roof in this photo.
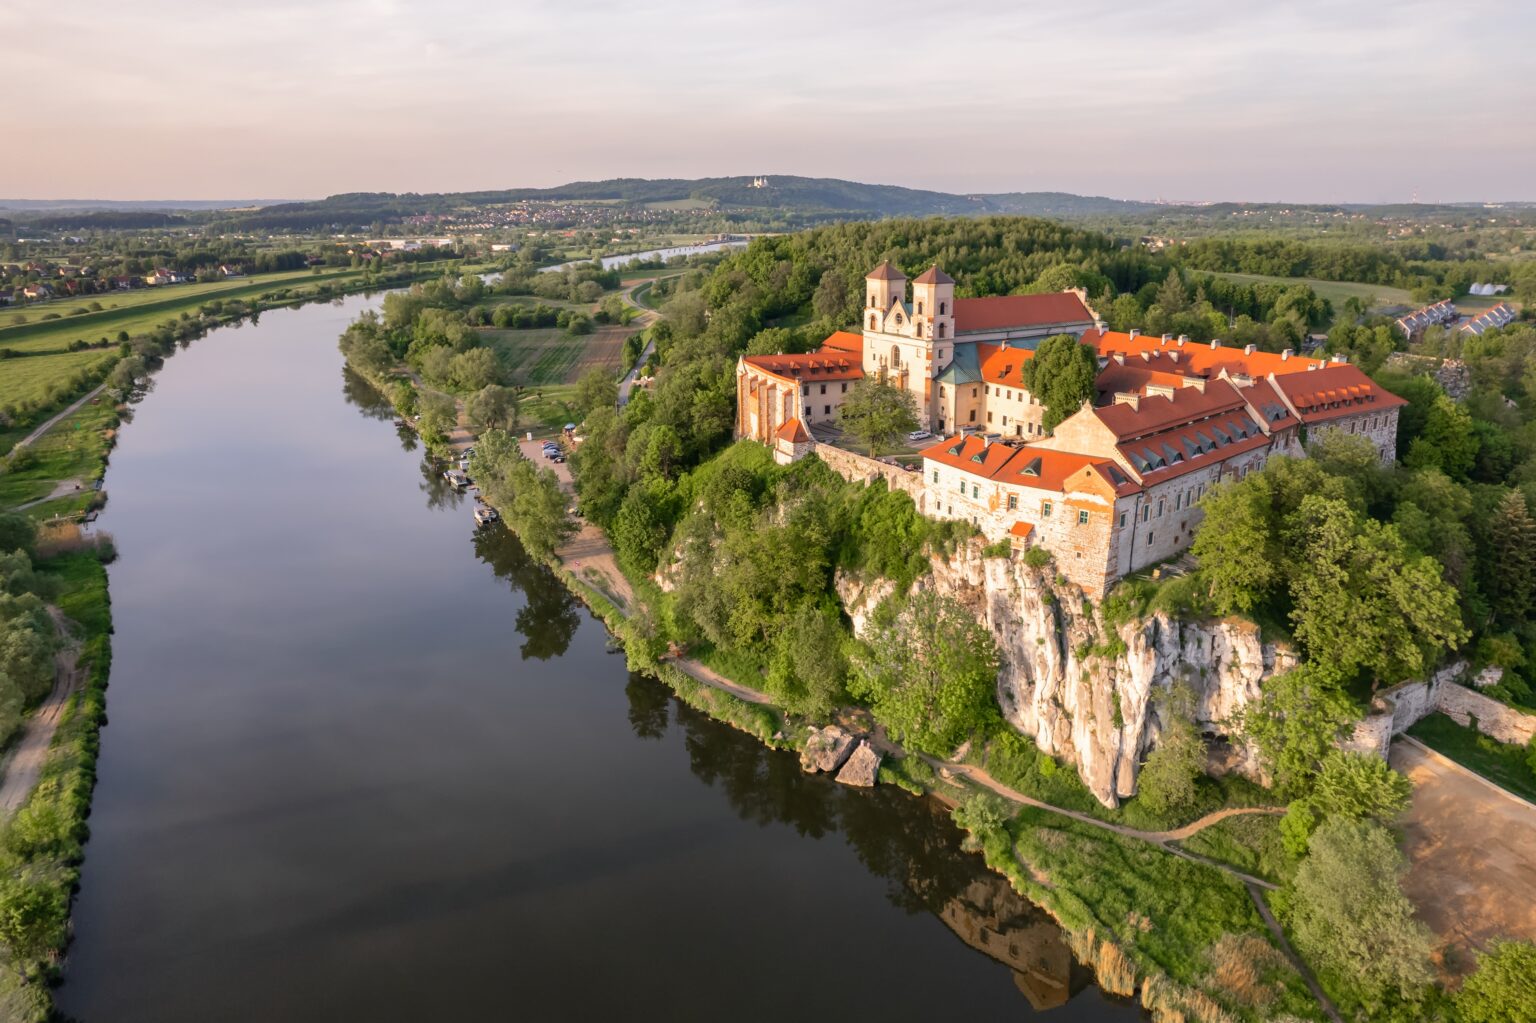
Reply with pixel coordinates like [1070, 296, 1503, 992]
[818, 330, 864, 356]
[775, 418, 811, 443]
[920, 435, 1139, 496]
[1086, 330, 1326, 379]
[1093, 362, 1194, 399]
[920, 434, 1019, 477]
[1009, 521, 1034, 538]
[993, 446, 1120, 493]
[1270, 364, 1406, 424]
[977, 343, 1036, 387]
[866, 260, 905, 281]
[1094, 378, 1248, 442]
[742, 352, 864, 383]
[953, 293, 1094, 333]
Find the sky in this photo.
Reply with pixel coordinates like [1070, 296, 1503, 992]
[5, 0, 1534, 203]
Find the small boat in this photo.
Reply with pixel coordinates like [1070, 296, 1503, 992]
[474, 505, 499, 526]
[443, 469, 470, 489]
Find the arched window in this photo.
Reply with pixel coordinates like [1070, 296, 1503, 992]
[869, 314, 876, 329]
[917, 301, 924, 315]
[938, 323, 947, 338]
[891, 345, 901, 366]
[939, 301, 946, 315]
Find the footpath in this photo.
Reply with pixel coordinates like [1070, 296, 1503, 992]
[0, 608, 84, 815]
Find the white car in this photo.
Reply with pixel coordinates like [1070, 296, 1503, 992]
[906, 429, 932, 442]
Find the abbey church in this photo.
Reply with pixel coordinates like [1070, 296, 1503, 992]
[736, 261, 1403, 597]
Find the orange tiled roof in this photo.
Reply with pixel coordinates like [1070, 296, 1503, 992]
[819, 330, 865, 356]
[1009, 521, 1034, 538]
[1094, 378, 1249, 442]
[953, 293, 1094, 333]
[977, 343, 1036, 387]
[920, 434, 1020, 477]
[775, 418, 811, 443]
[920, 435, 1139, 495]
[1086, 330, 1326, 379]
[742, 352, 864, 383]
[1270, 364, 1406, 424]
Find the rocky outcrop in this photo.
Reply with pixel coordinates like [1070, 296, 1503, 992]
[838, 542, 1294, 807]
[836, 740, 882, 787]
[800, 725, 857, 774]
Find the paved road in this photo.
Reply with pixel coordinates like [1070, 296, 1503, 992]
[0, 608, 83, 815]
[12, 382, 107, 451]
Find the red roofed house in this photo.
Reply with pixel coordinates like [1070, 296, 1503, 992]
[736, 330, 865, 452]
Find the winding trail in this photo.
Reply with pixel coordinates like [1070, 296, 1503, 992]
[0, 607, 83, 815]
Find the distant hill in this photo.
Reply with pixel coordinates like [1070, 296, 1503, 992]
[0, 198, 296, 213]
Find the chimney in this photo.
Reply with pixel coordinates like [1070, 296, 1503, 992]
[1209, 339, 1221, 349]
[1115, 392, 1141, 410]
[1281, 348, 1293, 361]
[1243, 344, 1256, 355]
[1129, 328, 1141, 338]
[1177, 334, 1189, 344]
[1161, 333, 1172, 343]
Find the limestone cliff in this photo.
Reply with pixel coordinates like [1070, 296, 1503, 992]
[837, 541, 1294, 806]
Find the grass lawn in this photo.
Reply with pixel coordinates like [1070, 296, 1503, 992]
[0, 399, 117, 510]
[1199, 270, 1414, 322]
[0, 267, 372, 355]
[0, 348, 117, 409]
[1176, 812, 1294, 886]
[514, 384, 582, 433]
[1406, 712, 1536, 801]
[482, 324, 626, 387]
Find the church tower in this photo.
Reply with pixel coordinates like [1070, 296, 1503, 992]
[864, 260, 906, 331]
[911, 265, 955, 344]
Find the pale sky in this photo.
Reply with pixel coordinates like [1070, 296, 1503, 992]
[5, 0, 1533, 203]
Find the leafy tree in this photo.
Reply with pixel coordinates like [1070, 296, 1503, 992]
[416, 389, 457, 439]
[574, 366, 619, 416]
[1239, 663, 1357, 795]
[0, 876, 67, 969]
[849, 591, 1000, 756]
[765, 601, 849, 718]
[1285, 495, 1467, 683]
[449, 347, 502, 390]
[1404, 395, 1478, 479]
[1019, 333, 1098, 432]
[1458, 940, 1536, 1023]
[1190, 476, 1279, 614]
[1280, 750, 1412, 856]
[611, 477, 677, 572]
[0, 514, 36, 559]
[466, 384, 518, 431]
[1287, 818, 1435, 1008]
[504, 461, 573, 560]
[839, 376, 918, 456]
[1136, 687, 1207, 819]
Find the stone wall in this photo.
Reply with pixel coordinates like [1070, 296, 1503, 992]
[810, 443, 924, 499]
[1344, 662, 1536, 757]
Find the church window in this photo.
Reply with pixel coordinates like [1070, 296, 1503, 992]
[891, 345, 901, 366]
[895, 313, 903, 326]
[939, 301, 946, 315]
[917, 302, 924, 315]
[938, 323, 946, 338]
[869, 314, 876, 329]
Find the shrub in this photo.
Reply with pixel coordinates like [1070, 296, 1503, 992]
[1023, 546, 1052, 569]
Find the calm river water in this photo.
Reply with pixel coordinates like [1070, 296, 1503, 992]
[54, 293, 1141, 1021]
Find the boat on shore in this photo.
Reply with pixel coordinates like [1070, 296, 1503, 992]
[474, 505, 499, 527]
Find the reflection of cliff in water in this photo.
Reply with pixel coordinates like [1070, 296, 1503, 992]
[634, 674, 1098, 1013]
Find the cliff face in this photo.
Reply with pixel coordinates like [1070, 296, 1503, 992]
[837, 543, 1293, 806]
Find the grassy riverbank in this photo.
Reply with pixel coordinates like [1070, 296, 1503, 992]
[0, 552, 111, 1021]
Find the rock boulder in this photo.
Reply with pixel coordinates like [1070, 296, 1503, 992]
[836, 740, 881, 787]
[800, 726, 857, 774]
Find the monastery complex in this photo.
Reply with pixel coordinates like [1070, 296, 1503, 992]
[737, 261, 1405, 598]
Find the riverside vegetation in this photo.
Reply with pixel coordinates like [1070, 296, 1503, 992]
[343, 216, 1536, 1023]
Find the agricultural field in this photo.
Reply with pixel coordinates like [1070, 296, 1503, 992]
[0, 266, 371, 356]
[480, 323, 628, 387]
[1199, 270, 1414, 320]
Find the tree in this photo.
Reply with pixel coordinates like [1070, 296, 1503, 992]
[1019, 333, 1098, 433]
[1458, 940, 1536, 1023]
[1190, 476, 1280, 614]
[1239, 663, 1357, 795]
[839, 376, 918, 456]
[504, 460, 574, 560]
[416, 390, 457, 439]
[449, 347, 502, 391]
[0, 514, 36, 559]
[766, 601, 849, 718]
[849, 591, 1000, 756]
[1404, 395, 1477, 479]
[0, 876, 66, 969]
[466, 384, 518, 431]
[1487, 490, 1536, 624]
[1285, 495, 1467, 683]
[1281, 750, 1412, 855]
[574, 366, 619, 416]
[1288, 818, 1435, 1007]
[1136, 686, 1207, 818]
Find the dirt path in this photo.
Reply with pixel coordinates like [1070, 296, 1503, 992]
[1391, 737, 1536, 973]
[0, 607, 83, 815]
[12, 476, 90, 512]
[12, 383, 107, 451]
[664, 656, 776, 706]
[515, 438, 634, 611]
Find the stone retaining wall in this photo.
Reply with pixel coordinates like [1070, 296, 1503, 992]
[810, 443, 924, 499]
[1345, 661, 1536, 758]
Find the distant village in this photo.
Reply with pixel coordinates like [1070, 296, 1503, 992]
[738, 262, 1404, 597]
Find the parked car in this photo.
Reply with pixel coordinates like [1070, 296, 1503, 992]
[906, 429, 932, 442]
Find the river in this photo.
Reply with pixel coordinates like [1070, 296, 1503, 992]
[54, 292, 1141, 1021]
